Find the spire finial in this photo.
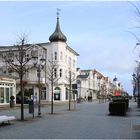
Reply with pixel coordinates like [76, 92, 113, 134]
[57, 8, 61, 19]
[49, 8, 67, 42]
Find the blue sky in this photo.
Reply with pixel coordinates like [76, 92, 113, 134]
[0, 1, 138, 94]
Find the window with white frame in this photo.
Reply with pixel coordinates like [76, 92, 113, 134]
[65, 69, 67, 78]
[25, 54, 30, 61]
[54, 52, 57, 60]
[60, 52, 63, 61]
[65, 55, 67, 63]
[60, 69, 62, 77]
[69, 57, 71, 67]
[73, 60, 75, 68]
[54, 68, 57, 78]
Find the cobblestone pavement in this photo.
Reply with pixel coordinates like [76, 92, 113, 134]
[0, 100, 140, 139]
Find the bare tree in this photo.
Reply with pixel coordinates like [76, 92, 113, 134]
[129, 2, 140, 103]
[129, 2, 140, 43]
[45, 56, 59, 114]
[67, 69, 77, 111]
[1, 35, 33, 120]
[132, 62, 140, 107]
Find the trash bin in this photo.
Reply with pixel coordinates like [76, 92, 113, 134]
[29, 100, 34, 114]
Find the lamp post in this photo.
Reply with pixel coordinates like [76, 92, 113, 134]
[77, 80, 81, 103]
[97, 76, 102, 103]
[31, 47, 46, 117]
[132, 73, 137, 102]
[69, 69, 72, 111]
[132, 74, 140, 102]
[132, 72, 140, 107]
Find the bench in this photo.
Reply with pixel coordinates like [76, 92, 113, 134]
[0, 115, 16, 124]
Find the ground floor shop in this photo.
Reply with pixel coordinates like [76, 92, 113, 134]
[0, 76, 16, 105]
[77, 87, 98, 101]
[19, 83, 77, 102]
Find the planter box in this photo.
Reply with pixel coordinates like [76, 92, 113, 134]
[112, 99, 129, 110]
[109, 102, 126, 116]
[137, 99, 140, 108]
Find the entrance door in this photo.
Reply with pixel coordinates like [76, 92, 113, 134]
[0, 87, 4, 103]
[41, 87, 46, 100]
[54, 87, 61, 100]
[65, 88, 69, 100]
[54, 93, 60, 100]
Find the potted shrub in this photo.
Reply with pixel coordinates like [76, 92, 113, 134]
[10, 95, 15, 108]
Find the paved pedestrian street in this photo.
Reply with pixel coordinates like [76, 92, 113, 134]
[0, 100, 140, 139]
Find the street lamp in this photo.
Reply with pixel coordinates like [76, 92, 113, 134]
[69, 69, 72, 111]
[77, 79, 81, 103]
[132, 72, 140, 108]
[132, 74, 140, 102]
[97, 76, 102, 103]
[31, 47, 46, 117]
[132, 73, 137, 102]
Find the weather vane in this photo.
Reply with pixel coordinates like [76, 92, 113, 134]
[57, 8, 61, 18]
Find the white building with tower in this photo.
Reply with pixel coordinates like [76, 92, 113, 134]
[0, 11, 116, 104]
[0, 12, 79, 102]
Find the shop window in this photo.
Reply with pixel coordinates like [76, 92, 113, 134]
[6, 88, 10, 103]
[65, 88, 69, 100]
[10, 87, 13, 97]
[0, 87, 4, 103]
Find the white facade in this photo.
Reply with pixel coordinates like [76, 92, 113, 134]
[36, 41, 79, 101]
[77, 69, 114, 100]
[0, 16, 79, 102]
[77, 69, 98, 100]
[0, 75, 16, 105]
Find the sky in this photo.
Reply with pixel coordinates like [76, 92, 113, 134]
[0, 1, 139, 94]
